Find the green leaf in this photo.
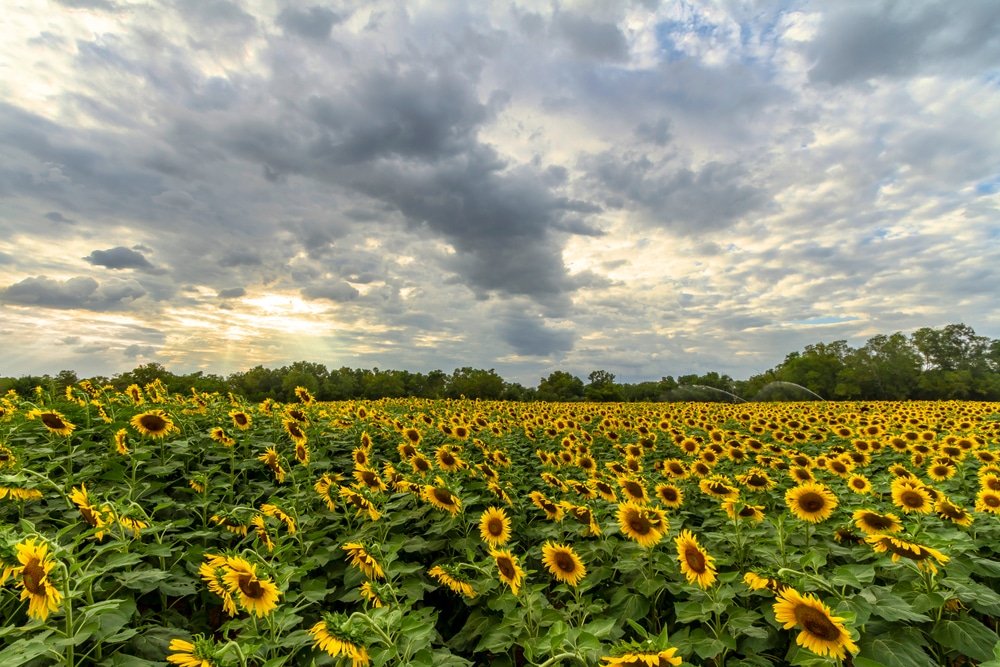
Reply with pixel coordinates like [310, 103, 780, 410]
[931, 616, 1000, 662]
[861, 590, 931, 623]
[114, 568, 170, 593]
[829, 564, 875, 589]
[858, 627, 936, 667]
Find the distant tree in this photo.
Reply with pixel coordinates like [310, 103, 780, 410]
[537, 371, 585, 401]
[585, 370, 623, 402]
[446, 368, 505, 400]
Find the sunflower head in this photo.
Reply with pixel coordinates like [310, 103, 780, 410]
[479, 506, 511, 547]
[130, 410, 176, 439]
[541, 541, 587, 587]
[773, 587, 858, 659]
[675, 529, 717, 589]
[785, 482, 838, 523]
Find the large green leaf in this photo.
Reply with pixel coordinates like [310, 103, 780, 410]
[858, 628, 936, 667]
[931, 617, 1000, 662]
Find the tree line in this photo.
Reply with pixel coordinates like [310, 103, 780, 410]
[3, 323, 999, 403]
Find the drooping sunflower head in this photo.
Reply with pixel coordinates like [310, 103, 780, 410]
[785, 482, 838, 523]
[342, 542, 385, 580]
[935, 497, 973, 527]
[309, 613, 370, 665]
[166, 636, 220, 667]
[422, 484, 462, 516]
[428, 564, 477, 599]
[130, 410, 176, 439]
[541, 541, 587, 587]
[852, 509, 902, 535]
[773, 587, 858, 659]
[600, 647, 682, 667]
[866, 534, 949, 573]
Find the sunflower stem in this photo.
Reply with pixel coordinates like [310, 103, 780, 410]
[535, 651, 586, 667]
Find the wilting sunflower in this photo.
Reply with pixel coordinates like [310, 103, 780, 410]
[852, 509, 903, 535]
[359, 581, 386, 608]
[773, 588, 858, 659]
[422, 483, 462, 516]
[935, 497, 973, 526]
[675, 530, 716, 589]
[26, 409, 76, 436]
[342, 543, 385, 580]
[339, 487, 381, 521]
[130, 410, 176, 438]
[310, 614, 370, 666]
[12, 538, 63, 621]
[975, 489, 1000, 514]
[785, 482, 838, 523]
[866, 534, 949, 573]
[479, 506, 512, 547]
[618, 502, 668, 548]
[541, 541, 587, 587]
[600, 647, 682, 667]
[166, 637, 219, 667]
[229, 410, 252, 431]
[490, 548, 525, 595]
[890, 479, 934, 514]
[428, 565, 477, 598]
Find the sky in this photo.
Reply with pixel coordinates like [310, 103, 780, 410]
[1, 0, 999, 385]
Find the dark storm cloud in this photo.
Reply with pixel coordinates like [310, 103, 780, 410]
[585, 152, 767, 234]
[497, 310, 575, 357]
[553, 12, 629, 62]
[807, 0, 1000, 84]
[85, 246, 156, 271]
[0, 276, 145, 310]
[276, 6, 345, 41]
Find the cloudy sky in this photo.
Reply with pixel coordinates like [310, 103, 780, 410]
[2, 0, 999, 385]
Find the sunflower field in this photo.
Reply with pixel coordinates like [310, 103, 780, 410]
[2, 382, 1000, 667]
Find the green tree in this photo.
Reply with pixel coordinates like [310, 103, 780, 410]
[536, 371, 585, 401]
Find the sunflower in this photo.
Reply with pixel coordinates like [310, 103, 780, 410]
[935, 497, 973, 527]
[26, 409, 76, 436]
[866, 534, 949, 573]
[410, 454, 432, 475]
[283, 419, 307, 446]
[975, 489, 1000, 514]
[661, 458, 689, 479]
[422, 484, 462, 516]
[12, 538, 63, 621]
[600, 647, 682, 667]
[166, 637, 219, 667]
[479, 506, 512, 547]
[541, 541, 587, 587]
[209, 427, 235, 447]
[737, 468, 775, 491]
[310, 616, 371, 666]
[258, 447, 286, 484]
[130, 410, 176, 438]
[293, 386, 315, 404]
[294, 440, 310, 466]
[593, 479, 618, 502]
[927, 461, 956, 482]
[359, 581, 386, 608]
[529, 491, 564, 521]
[723, 500, 765, 523]
[846, 474, 872, 494]
[314, 473, 337, 511]
[339, 487, 382, 521]
[744, 571, 786, 593]
[229, 410, 252, 431]
[69, 484, 113, 540]
[563, 502, 602, 536]
[675, 530, 716, 589]
[342, 543, 385, 580]
[435, 446, 465, 472]
[353, 466, 387, 493]
[618, 502, 668, 548]
[773, 587, 858, 659]
[852, 509, 902, 535]
[619, 478, 648, 504]
[789, 466, 814, 484]
[401, 427, 422, 446]
[890, 479, 933, 514]
[428, 565, 477, 599]
[654, 483, 684, 509]
[785, 482, 838, 523]
[699, 477, 739, 500]
[490, 548, 525, 595]
[260, 504, 297, 534]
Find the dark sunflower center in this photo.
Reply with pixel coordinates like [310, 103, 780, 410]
[441, 452, 455, 466]
[901, 491, 925, 508]
[739, 506, 758, 517]
[864, 514, 893, 529]
[986, 479, 1000, 491]
[852, 479, 866, 488]
[289, 424, 303, 438]
[432, 488, 455, 505]
[748, 474, 767, 487]
[235, 414, 248, 425]
[238, 574, 265, 599]
[415, 458, 430, 471]
[661, 489, 678, 502]
[497, 557, 516, 579]
[798, 492, 825, 513]
[140, 415, 167, 432]
[487, 518, 505, 536]
[554, 552, 577, 573]
[684, 545, 706, 573]
[669, 463, 684, 474]
[795, 606, 842, 641]
[831, 462, 847, 473]
[405, 430, 420, 443]
[624, 481, 644, 497]
[628, 513, 652, 535]
[41, 413, 67, 429]
[985, 495, 1000, 507]
[22, 559, 46, 595]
